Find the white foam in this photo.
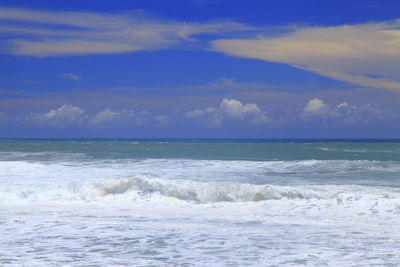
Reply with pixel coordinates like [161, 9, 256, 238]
[1, 172, 400, 221]
[1, 158, 400, 266]
[1, 158, 400, 206]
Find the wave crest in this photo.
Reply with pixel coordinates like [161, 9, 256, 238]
[2, 176, 400, 215]
[93, 177, 321, 203]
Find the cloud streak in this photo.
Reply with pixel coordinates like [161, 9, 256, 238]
[2, 6, 400, 94]
[0, 7, 250, 56]
[212, 20, 400, 92]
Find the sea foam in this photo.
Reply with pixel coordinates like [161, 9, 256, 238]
[1, 142, 400, 266]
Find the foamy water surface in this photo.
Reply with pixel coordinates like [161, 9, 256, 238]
[1, 140, 400, 266]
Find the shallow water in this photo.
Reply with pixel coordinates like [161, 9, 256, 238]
[1, 140, 400, 266]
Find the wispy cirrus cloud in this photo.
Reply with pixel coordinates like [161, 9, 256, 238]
[212, 19, 400, 92]
[58, 73, 81, 80]
[0, 7, 250, 56]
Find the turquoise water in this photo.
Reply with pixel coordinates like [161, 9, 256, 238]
[0, 139, 400, 266]
[1, 139, 400, 161]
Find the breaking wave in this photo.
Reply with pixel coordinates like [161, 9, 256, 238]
[94, 177, 321, 202]
[2, 176, 400, 214]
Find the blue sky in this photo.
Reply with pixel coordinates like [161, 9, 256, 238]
[0, 0, 400, 138]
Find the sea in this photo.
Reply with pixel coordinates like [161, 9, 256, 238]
[0, 139, 400, 266]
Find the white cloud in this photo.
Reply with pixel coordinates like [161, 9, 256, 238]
[211, 77, 237, 88]
[185, 109, 206, 118]
[24, 104, 87, 128]
[13, 39, 139, 57]
[22, 105, 154, 128]
[303, 98, 326, 113]
[0, 7, 250, 56]
[185, 107, 221, 126]
[212, 20, 400, 92]
[12, 99, 398, 130]
[58, 73, 81, 80]
[337, 102, 349, 108]
[89, 108, 151, 128]
[89, 109, 128, 125]
[220, 98, 261, 119]
[300, 98, 398, 124]
[154, 115, 170, 128]
[184, 98, 269, 127]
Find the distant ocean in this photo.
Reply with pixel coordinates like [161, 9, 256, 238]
[1, 139, 400, 266]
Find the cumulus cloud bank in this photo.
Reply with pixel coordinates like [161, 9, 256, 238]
[301, 98, 398, 124]
[23, 104, 87, 128]
[212, 20, 400, 92]
[11, 99, 399, 129]
[89, 109, 134, 126]
[0, 7, 249, 56]
[22, 105, 153, 128]
[89, 108, 151, 128]
[184, 98, 269, 127]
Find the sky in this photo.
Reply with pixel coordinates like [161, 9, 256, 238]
[0, 0, 400, 138]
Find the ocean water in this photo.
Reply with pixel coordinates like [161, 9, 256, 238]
[1, 139, 400, 266]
